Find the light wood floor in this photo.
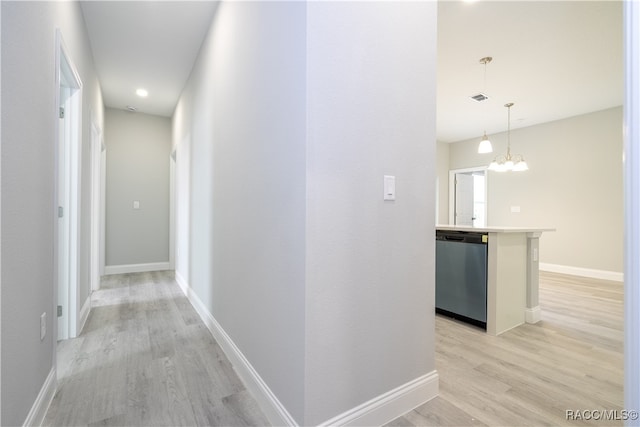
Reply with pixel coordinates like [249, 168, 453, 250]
[388, 271, 624, 427]
[43, 271, 269, 426]
[44, 271, 623, 426]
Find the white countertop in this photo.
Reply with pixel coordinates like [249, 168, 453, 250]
[436, 225, 555, 234]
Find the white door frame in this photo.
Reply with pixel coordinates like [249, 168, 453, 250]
[448, 166, 488, 226]
[170, 149, 177, 270]
[624, 0, 640, 415]
[100, 144, 107, 277]
[54, 29, 83, 341]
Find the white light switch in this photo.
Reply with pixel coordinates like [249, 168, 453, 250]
[133, 201, 140, 209]
[384, 175, 396, 201]
[510, 205, 521, 213]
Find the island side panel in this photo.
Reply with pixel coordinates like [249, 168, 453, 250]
[487, 232, 528, 336]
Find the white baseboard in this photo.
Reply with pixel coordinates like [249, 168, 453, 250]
[23, 367, 56, 427]
[78, 296, 91, 334]
[540, 263, 623, 282]
[177, 277, 297, 426]
[318, 371, 439, 427]
[177, 275, 438, 427]
[103, 262, 171, 275]
[175, 270, 189, 295]
[525, 306, 541, 324]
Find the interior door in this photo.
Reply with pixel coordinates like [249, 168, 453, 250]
[455, 173, 474, 226]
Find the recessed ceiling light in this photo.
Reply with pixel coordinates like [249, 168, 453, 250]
[136, 88, 148, 98]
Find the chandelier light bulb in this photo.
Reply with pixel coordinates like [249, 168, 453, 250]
[478, 132, 493, 154]
[488, 102, 528, 172]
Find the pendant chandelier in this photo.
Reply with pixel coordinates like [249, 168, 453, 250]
[477, 56, 493, 154]
[488, 103, 529, 172]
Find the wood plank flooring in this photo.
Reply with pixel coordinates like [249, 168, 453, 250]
[388, 271, 624, 427]
[43, 271, 269, 427]
[44, 270, 624, 426]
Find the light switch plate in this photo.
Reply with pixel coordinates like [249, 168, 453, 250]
[510, 205, 521, 213]
[133, 201, 140, 209]
[384, 175, 396, 201]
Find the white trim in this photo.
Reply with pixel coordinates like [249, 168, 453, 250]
[177, 277, 297, 426]
[525, 306, 541, 324]
[624, 0, 640, 414]
[55, 29, 83, 341]
[318, 371, 439, 427]
[448, 166, 488, 226]
[22, 368, 56, 427]
[539, 263, 623, 282]
[78, 296, 91, 335]
[1, 4, 3, 417]
[169, 155, 176, 270]
[175, 270, 189, 295]
[175, 272, 437, 427]
[103, 262, 171, 275]
[99, 147, 106, 277]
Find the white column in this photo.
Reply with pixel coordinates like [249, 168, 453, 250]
[624, 0, 640, 420]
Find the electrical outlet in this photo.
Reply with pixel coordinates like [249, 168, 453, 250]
[40, 312, 46, 340]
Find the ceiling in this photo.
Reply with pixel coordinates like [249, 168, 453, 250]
[437, 0, 623, 143]
[80, 1, 623, 141]
[80, 1, 218, 117]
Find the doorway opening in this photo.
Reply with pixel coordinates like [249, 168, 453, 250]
[55, 30, 83, 341]
[448, 167, 488, 227]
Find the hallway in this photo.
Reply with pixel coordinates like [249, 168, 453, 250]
[43, 272, 269, 426]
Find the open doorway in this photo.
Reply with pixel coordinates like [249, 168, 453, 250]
[448, 167, 487, 227]
[55, 30, 83, 341]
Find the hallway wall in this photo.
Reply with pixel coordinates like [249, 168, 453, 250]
[0, 2, 104, 425]
[104, 108, 171, 271]
[173, 1, 438, 424]
[304, 3, 438, 423]
[173, 1, 307, 421]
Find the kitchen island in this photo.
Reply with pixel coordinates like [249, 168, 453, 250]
[436, 225, 554, 336]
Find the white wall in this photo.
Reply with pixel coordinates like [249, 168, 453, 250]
[173, 1, 307, 421]
[447, 107, 623, 275]
[104, 108, 171, 269]
[304, 2, 438, 423]
[1, 2, 103, 425]
[173, 1, 438, 424]
[436, 141, 450, 223]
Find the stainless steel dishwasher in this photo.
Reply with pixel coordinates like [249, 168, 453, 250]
[435, 230, 488, 329]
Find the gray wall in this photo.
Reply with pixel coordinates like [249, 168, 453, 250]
[173, 1, 437, 424]
[448, 107, 623, 273]
[304, 2, 437, 423]
[105, 108, 171, 267]
[1, 2, 103, 425]
[173, 1, 307, 420]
